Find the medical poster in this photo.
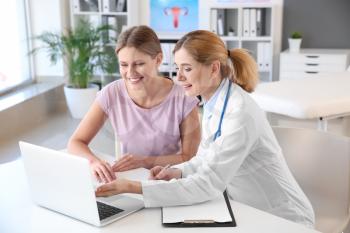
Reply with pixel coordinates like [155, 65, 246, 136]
[150, 0, 198, 34]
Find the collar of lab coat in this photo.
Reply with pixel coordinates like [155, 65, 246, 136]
[203, 78, 226, 120]
[202, 78, 233, 139]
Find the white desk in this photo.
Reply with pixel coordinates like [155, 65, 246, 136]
[251, 72, 350, 132]
[0, 159, 320, 233]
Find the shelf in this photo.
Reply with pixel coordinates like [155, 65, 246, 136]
[70, 0, 134, 86]
[220, 36, 240, 41]
[241, 3, 274, 8]
[208, 3, 278, 82]
[72, 12, 100, 15]
[211, 2, 273, 9]
[101, 12, 127, 16]
[221, 36, 272, 42]
[241, 36, 272, 41]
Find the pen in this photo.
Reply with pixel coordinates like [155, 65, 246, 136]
[157, 164, 171, 178]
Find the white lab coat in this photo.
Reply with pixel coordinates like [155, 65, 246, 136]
[142, 78, 315, 227]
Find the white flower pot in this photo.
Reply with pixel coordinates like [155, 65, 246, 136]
[64, 84, 99, 119]
[288, 38, 302, 53]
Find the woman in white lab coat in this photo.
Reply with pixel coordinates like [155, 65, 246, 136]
[96, 30, 315, 227]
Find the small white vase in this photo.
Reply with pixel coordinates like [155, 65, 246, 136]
[288, 38, 302, 53]
[64, 84, 99, 119]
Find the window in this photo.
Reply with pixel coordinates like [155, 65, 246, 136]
[0, 0, 32, 94]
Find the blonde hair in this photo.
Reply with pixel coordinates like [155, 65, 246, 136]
[173, 30, 258, 92]
[115, 25, 162, 58]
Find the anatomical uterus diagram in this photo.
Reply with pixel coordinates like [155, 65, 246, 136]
[163, 6, 188, 28]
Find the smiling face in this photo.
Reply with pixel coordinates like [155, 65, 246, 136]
[118, 46, 162, 90]
[174, 48, 221, 100]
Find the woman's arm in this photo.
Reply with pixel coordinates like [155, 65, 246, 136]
[112, 107, 201, 171]
[96, 120, 248, 197]
[67, 101, 115, 183]
[97, 112, 258, 208]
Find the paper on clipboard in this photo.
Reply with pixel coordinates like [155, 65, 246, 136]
[162, 194, 232, 223]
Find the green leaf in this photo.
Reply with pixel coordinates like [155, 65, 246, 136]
[30, 18, 114, 88]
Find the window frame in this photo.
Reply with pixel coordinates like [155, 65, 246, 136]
[0, 0, 34, 96]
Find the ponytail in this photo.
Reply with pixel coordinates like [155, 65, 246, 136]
[228, 48, 258, 93]
[174, 30, 258, 93]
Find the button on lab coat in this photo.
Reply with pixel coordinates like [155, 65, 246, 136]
[142, 79, 315, 227]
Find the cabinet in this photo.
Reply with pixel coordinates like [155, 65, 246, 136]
[207, 2, 282, 82]
[280, 49, 350, 80]
[69, 0, 139, 86]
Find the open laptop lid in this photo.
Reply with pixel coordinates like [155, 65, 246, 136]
[19, 141, 100, 226]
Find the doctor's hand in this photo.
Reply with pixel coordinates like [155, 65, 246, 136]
[149, 166, 182, 181]
[112, 154, 148, 172]
[95, 179, 142, 197]
[90, 159, 116, 183]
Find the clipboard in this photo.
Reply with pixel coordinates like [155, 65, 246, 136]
[162, 191, 236, 227]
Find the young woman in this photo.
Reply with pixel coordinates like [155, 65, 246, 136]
[95, 30, 315, 228]
[67, 26, 201, 183]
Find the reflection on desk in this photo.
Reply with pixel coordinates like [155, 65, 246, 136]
[0, 159, 321, 233]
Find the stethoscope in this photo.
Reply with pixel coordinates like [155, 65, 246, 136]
[211, 79, 233, 202]
[213, 80, 232, 141]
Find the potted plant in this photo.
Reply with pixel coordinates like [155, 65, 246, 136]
[100, 46, 120, 87]
[288, 31, 302, 53]
[31, 19, 116, 118]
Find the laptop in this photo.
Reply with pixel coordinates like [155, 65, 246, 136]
[19, 141, 144, 227]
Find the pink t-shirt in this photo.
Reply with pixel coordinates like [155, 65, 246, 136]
[96, 80, 199, 157]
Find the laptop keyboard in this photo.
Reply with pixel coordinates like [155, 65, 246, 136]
[97, 201, 124, 220]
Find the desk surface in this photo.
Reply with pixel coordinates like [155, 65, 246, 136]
[0, 159, 320, 233]
[251, 72, 350, 119]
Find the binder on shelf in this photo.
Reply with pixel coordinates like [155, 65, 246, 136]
[162, 191, 236, 228]
[217, 9, 225, 36]
[102, 0, 110, 12]
[160, 43, 171, 72]
[116, 0, 126, 12]
[257, 42, 271, 72]
[256, 8, 265, 36]
[257, 42, 265, 71]
[210, 9, 218, 34]
[263, 42, 271, 71]
[243, 9, 250, 37]
[249, 9, 257, 37]
[107, 17, 117, 42]
[161, 43, 170, 66]
[83, 0, 99, 12]
[169, 43, 176, 74]
[72, 0, 80, 13]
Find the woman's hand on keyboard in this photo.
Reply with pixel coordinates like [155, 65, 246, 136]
[90, 159, 116, 183]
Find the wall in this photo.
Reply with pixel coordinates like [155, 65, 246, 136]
[282, 0, 350, 50]
[0, 85, 66, 142]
